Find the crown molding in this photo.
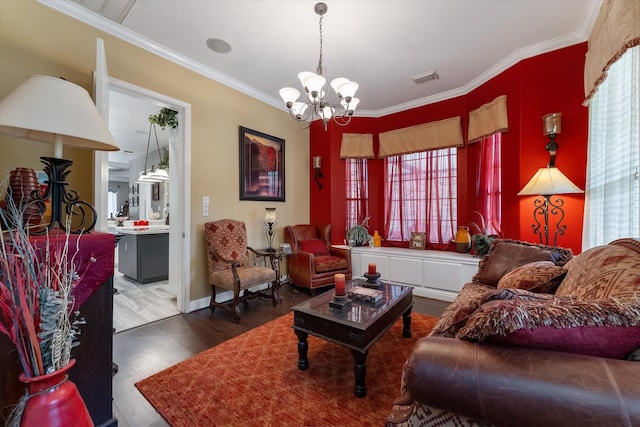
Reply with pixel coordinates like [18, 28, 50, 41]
[39, 0, 601, 119]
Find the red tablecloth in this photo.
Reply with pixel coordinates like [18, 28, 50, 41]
[29, 231, 115, 309]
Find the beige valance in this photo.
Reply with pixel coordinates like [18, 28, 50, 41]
[378, 116, 463, 158]
[584, 0, 640, 104]
[467, 95, 509, 143]
[339, 133, 375, 159]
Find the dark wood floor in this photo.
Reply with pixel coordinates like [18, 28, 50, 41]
[112, 285, 449, 427]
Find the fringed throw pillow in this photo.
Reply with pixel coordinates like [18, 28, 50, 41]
[456, 295, 640, 359]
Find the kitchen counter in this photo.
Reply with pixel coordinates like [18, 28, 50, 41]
[118, 229, 169, 283]
[116, 226, 170, 235]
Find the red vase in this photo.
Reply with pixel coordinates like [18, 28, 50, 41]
[18, 359, 94, 427]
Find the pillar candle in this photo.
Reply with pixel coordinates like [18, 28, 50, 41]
[334, 273, 346, 296]
[368, 263, 377, 275]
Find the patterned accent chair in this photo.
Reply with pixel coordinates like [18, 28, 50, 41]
[284, 224, 351, 295]
[205, 219, 278, 323]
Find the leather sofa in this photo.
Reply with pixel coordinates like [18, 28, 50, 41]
[387, 238, 640, 427]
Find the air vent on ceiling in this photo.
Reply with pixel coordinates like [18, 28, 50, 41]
[412, 70, 440, 84]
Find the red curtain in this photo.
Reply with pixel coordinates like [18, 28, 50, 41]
[384, 149, 457, 249]
[345, 158, 369, 227]
[475, 133, 502, 235]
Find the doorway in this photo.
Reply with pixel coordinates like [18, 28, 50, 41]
[94, 38, 192, 320]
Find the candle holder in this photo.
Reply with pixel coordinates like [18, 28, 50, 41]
[329, 294, 352, 310]
[362, 272, 382, 289]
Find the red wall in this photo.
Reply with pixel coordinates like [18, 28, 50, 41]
[310, 43, 588, 254]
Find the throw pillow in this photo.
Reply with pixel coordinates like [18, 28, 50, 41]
[555, 242, 640, 300]
[497, 261, 567, 294]
[300, 239, 330, 256]
[472, 239, 573, 287]
[456, 297, 640, 359]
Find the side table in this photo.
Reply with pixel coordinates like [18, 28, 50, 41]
[254, 248, 297, 297]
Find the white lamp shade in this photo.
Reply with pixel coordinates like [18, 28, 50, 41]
[297, 71, 316, 88]
[279, 87, 300, 105]
[291, 102, 308, 118]
[336, 80, 359, 99]
[518, 166, 584, 196]
[265, 208, 276, 224]
[330, 77, 349, 95]
[320, 106, 333, 120]
[149, 168, 170, 181]
[302, 74, 326, 96]
[0, 75, 118, 153]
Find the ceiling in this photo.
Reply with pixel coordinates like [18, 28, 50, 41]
[48, 0, 601, 166]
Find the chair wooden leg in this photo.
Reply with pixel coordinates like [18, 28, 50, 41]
[271, 280, 280, 306]
[232, 288, 242, 323]
[209, 284, 217, 312]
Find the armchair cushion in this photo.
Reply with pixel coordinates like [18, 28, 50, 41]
[472, 239, 573, 286]
[300, 239, 330, 255]
[314, 255, 348, 273]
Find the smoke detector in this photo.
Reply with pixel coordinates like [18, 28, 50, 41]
[412, 70, 440, 84]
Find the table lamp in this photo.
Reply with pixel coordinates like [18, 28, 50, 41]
[0, 75, 119, 233]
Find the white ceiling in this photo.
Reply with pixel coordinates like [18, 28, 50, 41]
[48, 0, 601, 166]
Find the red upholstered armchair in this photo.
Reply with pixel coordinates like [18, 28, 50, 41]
[284, 224, 351, 295]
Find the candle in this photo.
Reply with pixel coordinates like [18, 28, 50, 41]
[368, 263, 377, 275]
[334, 273, 346, 296]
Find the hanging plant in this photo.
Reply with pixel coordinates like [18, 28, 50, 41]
[148, 108, 178, 130]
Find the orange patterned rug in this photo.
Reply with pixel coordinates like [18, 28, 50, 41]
[135, 312, 438, 427]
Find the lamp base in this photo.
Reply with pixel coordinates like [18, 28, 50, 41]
[29, 157, 97, 234]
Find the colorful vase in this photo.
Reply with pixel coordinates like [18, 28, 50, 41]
[454, 226, 471, 253]
[18, 359, 94, 427]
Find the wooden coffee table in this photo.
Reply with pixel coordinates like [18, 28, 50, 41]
[291, 279, 413, 397]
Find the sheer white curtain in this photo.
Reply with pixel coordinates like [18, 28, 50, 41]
[583, 46, 640, 249]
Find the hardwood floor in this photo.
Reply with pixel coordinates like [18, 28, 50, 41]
[112, 285, 449, 427]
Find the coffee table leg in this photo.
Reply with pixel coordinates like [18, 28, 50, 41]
[351, 349, 368, 398]
[402, 307, 412, 338]
[295, 330, 309, 370]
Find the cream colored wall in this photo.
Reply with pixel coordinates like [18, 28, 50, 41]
[0, 1, 310, 303]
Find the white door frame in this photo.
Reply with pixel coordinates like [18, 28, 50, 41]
[93, 42, 192, 313]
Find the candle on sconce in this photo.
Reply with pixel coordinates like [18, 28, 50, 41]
[334, 273, 346, 296]
[368, 263, 377, 275]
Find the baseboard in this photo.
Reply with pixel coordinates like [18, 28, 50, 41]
[412, 287, 458, 302]
[188, 282, 272, 313]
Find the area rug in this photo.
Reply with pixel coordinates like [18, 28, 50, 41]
[135, 312, 438, 427]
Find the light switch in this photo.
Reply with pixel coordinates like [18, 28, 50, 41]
[203, 196, 210, 207]
[203, 206, 209, 217]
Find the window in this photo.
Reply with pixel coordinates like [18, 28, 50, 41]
[584, 46, 639, 248]
[475, 133, 502, 235]
[345, 158, 369, 227]
[384, 148, 457, 247]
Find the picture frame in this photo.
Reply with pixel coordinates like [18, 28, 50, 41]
[239, 126, 285, 202]
[409, 232, 426, 250]
[152, 182, 160, 201]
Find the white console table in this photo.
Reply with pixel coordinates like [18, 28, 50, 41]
[343, 246, 480, 302]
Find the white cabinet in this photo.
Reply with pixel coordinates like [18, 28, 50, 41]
[344, 246, 480, 302]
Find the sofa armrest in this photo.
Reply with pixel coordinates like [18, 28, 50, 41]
[329, 246, 352, 271]
[399, 337, 640, 427]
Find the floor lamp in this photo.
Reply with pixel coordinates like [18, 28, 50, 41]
[0, 75, 119, 233]
[518, 113, 583, 246]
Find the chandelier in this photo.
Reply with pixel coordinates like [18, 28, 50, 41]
[136, 122, 169, 184]
[279, 2, 360, 130]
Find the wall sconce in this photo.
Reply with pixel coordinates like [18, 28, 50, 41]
[312, 156, 324, 190]
[518, 113, 583, 246]
[264, 207, 277, 252]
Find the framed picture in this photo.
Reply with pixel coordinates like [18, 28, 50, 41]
[131, 195, 138, 207]
[152, 182, 160, 201]
[409, 232, 426, 250]
[239, 126, 285, 201]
